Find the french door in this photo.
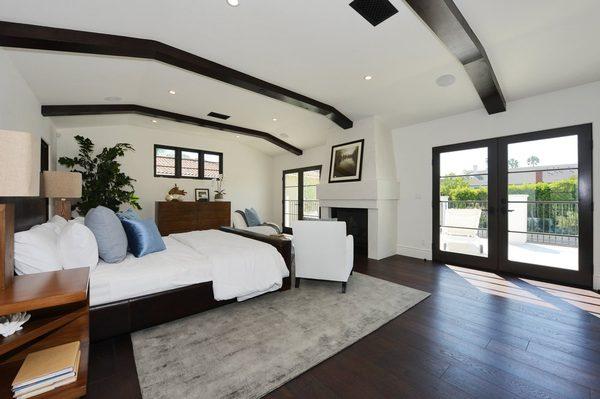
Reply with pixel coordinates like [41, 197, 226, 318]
[433, 124, 593, 287]
[282, 165, 322, 233]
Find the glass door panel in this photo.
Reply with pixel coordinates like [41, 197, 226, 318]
[283, 172, 299, 230]
[499, 128, 592, 287]
[439, 147, 489, 258]
[505, 137, 579, 270]
[502, 134, 580, 271]
[302, 169, 321, 220]
[433, 141, 498, 271]
[282, 166, 322, 233]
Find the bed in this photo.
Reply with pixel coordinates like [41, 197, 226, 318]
[90, 230, 289, 306]
[8, 196, 292, 342]
[90, 228, 291, 341]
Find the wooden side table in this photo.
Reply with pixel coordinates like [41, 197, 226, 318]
[0, 268, 90, 399]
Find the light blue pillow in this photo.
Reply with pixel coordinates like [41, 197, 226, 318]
[244, 208, 262, 227]
[117, 208, 141, 221]
[85, 206, 128, 263]
[120, 218, 166, 257]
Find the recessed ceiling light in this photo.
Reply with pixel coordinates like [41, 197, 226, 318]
[152, 119, 158, 124]
[104, 96, 122, 102]
[227, 0, 239, 6]
[272, 118, 278, 122]
[436, 74, 456, 87]
[168, 90, 176, 95]
[364, 75, 373, 81]
[236, 135, 241, 138]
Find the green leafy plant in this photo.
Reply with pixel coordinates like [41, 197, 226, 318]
[58, 135, 141, 215]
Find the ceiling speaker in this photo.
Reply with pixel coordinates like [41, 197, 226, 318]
[349, 0, 399, 27]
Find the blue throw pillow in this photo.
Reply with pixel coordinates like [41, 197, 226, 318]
[117, 208, 141, 221]
[85, 206, 128, 263]
[244, 208, 262, 227]
[120, 218, 166, 257]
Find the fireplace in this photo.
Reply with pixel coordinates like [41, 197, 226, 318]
[331, 208, 368, 257]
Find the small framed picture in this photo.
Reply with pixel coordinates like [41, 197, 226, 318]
[195, 188, 210, 202]
[328, 139, 364, 183]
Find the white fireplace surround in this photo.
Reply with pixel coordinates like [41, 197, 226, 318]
[273, 116, 400, 261]
[318, 178, 399, 260]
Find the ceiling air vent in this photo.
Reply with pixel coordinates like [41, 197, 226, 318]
[207, 112, 231, 120]
[349, 0, 398, 27]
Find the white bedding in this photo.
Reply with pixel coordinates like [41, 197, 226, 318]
[239, 225, 279, 236]
[170, 230, 289, 301]
[90, 236, 212, 306]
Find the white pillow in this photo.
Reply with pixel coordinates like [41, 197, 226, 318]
[47, 215, 68, 234]
[58, 223, 99, 270]
[69, 217, 85, 225]
[14, 223, 61, 275]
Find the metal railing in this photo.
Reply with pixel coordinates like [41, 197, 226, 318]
[283, 200, 320, 226]
[440, 199, 578, 247]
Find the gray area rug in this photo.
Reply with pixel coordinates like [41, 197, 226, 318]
[131, 273, 430, 399]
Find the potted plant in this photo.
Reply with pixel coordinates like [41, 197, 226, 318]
[213, 174, 226, 201]
[58, 135, 141, 214]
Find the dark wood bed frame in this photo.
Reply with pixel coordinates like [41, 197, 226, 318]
[8, 197, 292, 342]
[90, 227, 292, 342]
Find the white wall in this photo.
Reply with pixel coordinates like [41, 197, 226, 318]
[56, 124, 273, 220]
[392, 80, 600, 289]
[0, 49, 56, 190]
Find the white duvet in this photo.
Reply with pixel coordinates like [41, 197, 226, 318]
[170, 229, 289, 301]
[90, 237, 212, 306]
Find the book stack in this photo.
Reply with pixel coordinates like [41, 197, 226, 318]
[11, 341, 81, 399]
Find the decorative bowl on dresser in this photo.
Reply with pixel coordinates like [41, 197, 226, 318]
[155, 201, 231, 236]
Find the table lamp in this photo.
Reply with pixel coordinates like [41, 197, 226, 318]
[0, 130, 38, 290]
[41, 171, 82, 220]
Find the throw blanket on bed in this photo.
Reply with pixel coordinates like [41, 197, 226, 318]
[170, 230, 289, 301]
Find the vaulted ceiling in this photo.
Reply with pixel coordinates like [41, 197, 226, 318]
[2, 0, 600, 155]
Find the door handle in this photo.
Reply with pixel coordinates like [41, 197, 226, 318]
[500, 206, 515, 214]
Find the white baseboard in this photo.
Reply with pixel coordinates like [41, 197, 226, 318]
[594, 274, 600, 291]
[396, 244, 432, 260]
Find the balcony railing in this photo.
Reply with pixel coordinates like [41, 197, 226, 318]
[283, 200, 320, 227]
[440, 199, 578, 247]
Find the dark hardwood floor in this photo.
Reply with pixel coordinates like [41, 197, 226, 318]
[86, 256, 600, 399]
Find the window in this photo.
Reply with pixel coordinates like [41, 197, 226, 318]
[154, 145, 223, 179]
[282, 165, 322, 233]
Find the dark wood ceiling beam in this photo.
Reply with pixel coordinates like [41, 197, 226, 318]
[0, 20, 353, 129]
[405, 0, 506, 114]
[41, 104, 303, 156]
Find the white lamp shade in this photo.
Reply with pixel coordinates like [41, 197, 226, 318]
[41, 171, 82, 199]
[0, 130, 39, 197]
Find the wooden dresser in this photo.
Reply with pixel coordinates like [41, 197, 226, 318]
[155, 201, 231, 236]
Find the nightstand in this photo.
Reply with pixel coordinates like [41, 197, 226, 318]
[0, 268, 90, 399]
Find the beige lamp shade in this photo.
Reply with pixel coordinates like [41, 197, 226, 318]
[41, 171, 82, 199]
[0, 130, 39, 197]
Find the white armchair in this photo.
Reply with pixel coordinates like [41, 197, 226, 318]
[292, 220, 354, 293]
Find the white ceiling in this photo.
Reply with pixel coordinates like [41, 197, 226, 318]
[2, 0, 600, 155]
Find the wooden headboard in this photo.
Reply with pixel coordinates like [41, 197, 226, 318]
[0, 197, 48, 232]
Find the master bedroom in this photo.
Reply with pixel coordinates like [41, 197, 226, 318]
[1, 1, 600, 399]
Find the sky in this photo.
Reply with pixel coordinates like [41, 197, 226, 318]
[440, 135, 578, 176]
